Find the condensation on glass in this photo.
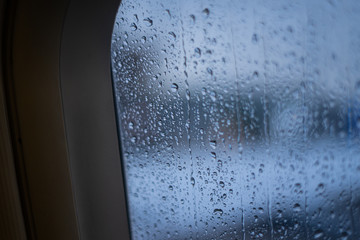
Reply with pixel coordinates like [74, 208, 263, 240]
[111, 0, 360, 239]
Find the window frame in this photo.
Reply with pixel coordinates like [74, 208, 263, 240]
[60, 0, 130, 239]
[3, 0, 130, 239]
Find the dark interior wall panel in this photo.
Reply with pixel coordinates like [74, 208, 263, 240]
[0, 0, 27, 238]
[0, 71, 27, 240]
[8, 0, 79, 239]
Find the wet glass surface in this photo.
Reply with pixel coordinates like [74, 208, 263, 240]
[111, 0, 360, 239]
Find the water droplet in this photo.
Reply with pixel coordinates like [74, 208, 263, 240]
[210, 140, 217, 149]
[201, 87, 207, 95]
[171, 83, 179, 92]
[190, 177, 195, 186]
[314, 229, 324, 239]
[128, 121, 134, 129]
[340, 231, 349, 239]
[133, 14, 139, 22]
[165, 9, 171, 18]
[185, 89, 190, 100]
[219, 181, 225, 188]
[202, 8, 210, 17]
[316, 183, 325, 192]
[252, 71, 259, 80]
[210, 91, 217, 101]
[194, 48, 201, 57]
[169, 32, 176, 39]
[130, 22, 137, 31]
[252, 33, 258, 43]
[141, 36, 146, 43]
[213, 209, 223, 216]
[143, 17, 153, 27]
[190, 14, 196, 24]
[293, 203, 301, 212]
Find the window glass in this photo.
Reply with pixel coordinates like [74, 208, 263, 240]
[111, 0, 360, 239]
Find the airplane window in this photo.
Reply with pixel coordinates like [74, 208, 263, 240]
[111, 0, 360, 239]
